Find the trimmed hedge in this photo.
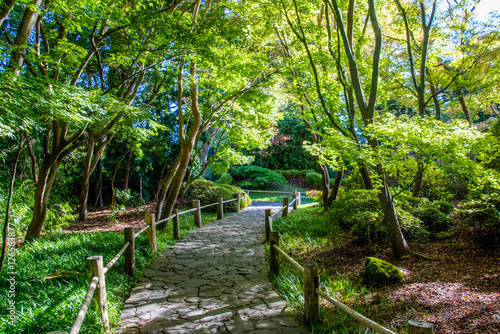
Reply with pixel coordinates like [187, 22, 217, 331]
[186, 179, 251, 213]
[305, 171, 322, 189]
[215, 173, 233, 185]
[231, 166, 287, 190]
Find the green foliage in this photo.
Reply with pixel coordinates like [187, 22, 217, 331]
[362, 257, 404, 287]
[397, 210, 431, 243]
[305, 171, 323, 189]
[0, 181, 33, 238]
[214, 173, 233, 185]
[348, 211, 387, 246]
[433, 200, 455, 215]
[231, 165, 287, 190]
[326, 189, 381, 228]
[44, 203, 75, 235]
[413, 207, 453, 235]
[453, 191, 500, 248]
[114, 189, 144, 208]
[186, 179, 251, 212]
[275, 169, 315, 180]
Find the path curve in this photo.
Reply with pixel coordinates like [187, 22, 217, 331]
[116, 204, 309, 334]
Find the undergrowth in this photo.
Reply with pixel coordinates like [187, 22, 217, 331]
[0, 212, 219, 334]
[268, 206, 399, 333]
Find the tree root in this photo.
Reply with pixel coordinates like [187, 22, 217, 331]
[411, 250, 439, 261]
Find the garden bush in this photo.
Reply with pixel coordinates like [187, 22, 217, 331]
[114, 188, 144, 207]
[413, 206, 453, 235]
[215, 173, 233, 185]
[276, 169, 315, 180]
[453, 192, 500, 248]
[231, 165, 286, 190]
[326, 189, 381, 228]
[305, 171, 323, 189]
[347, 211, 386, 246]
[398, 210, 430, 243]
[186, 179, 251, 212]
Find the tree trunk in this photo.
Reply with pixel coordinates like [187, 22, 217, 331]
[412, 162, 424, 198]
[25, 157, 62, 241]
[155, 161, 180, 221]
[378, 175, 410, 258]
[93, 158, 104, 207]
[199, 127, 217, 170]
[8, 0, 43, 75]
[456, 88, 471, 125]
[359, 165, 374, 190]
[0, 0, 17, 28]
[123, 150, 133, 190]
[324, 169, 344, 209]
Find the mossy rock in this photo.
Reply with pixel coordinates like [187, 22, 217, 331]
[362, 257, 404, 287]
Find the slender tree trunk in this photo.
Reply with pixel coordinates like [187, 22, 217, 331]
[0, 139, 23, 271]
[123, 150, 133, 190]
[359, 165, 374, 190]
[412, 161, 424, 197]
[78, 142, 95, 221]
[324, 169, 344, 209]
[25, 135, 38, 185]
[93, 158, 104, 207]
[0, 0, 17, 28]
[139, 176, 142, 201]
[456, 88, 471, 125]
[111, 150, 130, 207]
[155, 161, 180, 221]
[8, 0, 43, 75]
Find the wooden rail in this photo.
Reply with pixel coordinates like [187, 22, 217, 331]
[58, 192, 244, 334]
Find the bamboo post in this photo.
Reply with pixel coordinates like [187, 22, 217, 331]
[86, 256, 109, 330]
[270, 231, 280, 275]
[236, 193, 241, 213]
[124, 227, 135, 276]
[265, 209, 272, 241]
[408, 320, 434, 334]
[217, 197, 223, 220]
[145, 213, 157, 255]
[304, 263, 319, 325]
[282, 197, 289, 218]
[292, 193, 298, 210]
[173, 209, 180, 240]
[193, 200, 202, 228]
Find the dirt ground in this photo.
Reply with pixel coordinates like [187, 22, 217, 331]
[305, 235, 500, 334]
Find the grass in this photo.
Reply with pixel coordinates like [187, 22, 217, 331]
[0, 211, 220, 334]
[246, 184, 316, 204]
[268, 206, 397, 333]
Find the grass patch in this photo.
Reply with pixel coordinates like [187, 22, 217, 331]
[268, 206, 397, 333]
[0, 212, 220, 334]
[247, 184, 316, 204]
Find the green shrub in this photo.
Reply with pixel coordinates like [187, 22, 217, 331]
[398, 210, 430, 243]
[276, 169, 315, 180]
[453, 192, 500, 248]
[114, 188, 144, 207]
[432, 200, 455, 215]
[413, 206, 452, 234]
[305, 171, 323, 189]
[232, 166, 286, 190]
[394, 193, 431, 212]
[348, 211, 386, 246]
[326, 189, 381, 228]
[44, 202, 75, 235]
[186, 179, 251, 212]
[215, 173, 233, 185]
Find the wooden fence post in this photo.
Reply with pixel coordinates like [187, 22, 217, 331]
[270, 231, 280, 275]
[173, 209, 180, 240]
[236, 193, 241, 213]
[193, 200, 202, 228]
[282, 197, 289, 218]
[217, 197, 223, 220]
[304, 263, 319, 325]
[265, 209, 272, 241]
[145, 213, 157, 255]
[408, 320, 434, 334]
[292, 193, 298, 210]
[297, 192, 301, 206]
[86, 255, 109, 330]
[124, 227, 135, 276]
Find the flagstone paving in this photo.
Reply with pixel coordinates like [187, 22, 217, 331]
[115, 204, 310, 334]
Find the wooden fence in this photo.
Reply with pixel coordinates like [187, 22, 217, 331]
[264, 204, 434, 334]
[50, 193, 244, 334]
[242, 188, 314, 205]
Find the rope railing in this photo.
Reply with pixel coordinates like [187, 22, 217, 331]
[223, 198, 237, 203]
[178, 207, 197, 215]
[200, 202, 218, 210]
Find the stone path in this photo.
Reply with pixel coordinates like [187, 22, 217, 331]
[115, 204, 310, 334]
